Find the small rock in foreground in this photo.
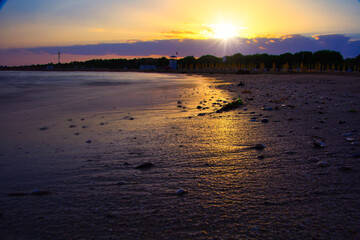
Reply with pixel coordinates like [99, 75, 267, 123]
[30, 189, 52, 196]
[176, 189, 187, 196]
[254, 143, 266, 150]
[313, 140, 325, 148]
[135, 162, 154, 169]
[316, 160, 330, 167]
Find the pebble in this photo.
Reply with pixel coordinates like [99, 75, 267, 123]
[39, 127, 48, 131]
[316, 160, 330, 167]
[261, 119, 269, 123]
[254, 143, 266, 150]
[30, 189, 52, 196]
[86, 140, 92, 143]
[176, 189, 187, 196]
[135, 162, 154, 169]
[313, 140, 325, 148]
[346, 137, 355, 142]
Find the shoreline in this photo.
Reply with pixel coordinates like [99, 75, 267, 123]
[1, 72, 360, 239]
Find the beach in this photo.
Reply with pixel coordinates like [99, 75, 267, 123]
[0, 71, 360, 239]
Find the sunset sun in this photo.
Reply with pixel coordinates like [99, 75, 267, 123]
[209, 23, 240, 39]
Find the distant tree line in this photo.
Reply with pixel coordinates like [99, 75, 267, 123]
[178, 50, 360, 71]
[1, 50, 359, 72]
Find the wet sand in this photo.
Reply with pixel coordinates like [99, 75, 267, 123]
[1, 73, 360, 239]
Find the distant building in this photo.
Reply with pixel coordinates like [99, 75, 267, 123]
[169, 55, 177, 70]
[140, 65, 157, 71]
[46, 64, 54, 71]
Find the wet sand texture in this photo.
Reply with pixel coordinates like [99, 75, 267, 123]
[1, 73, 360, 239]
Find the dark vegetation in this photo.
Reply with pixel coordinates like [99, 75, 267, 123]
[1, 50, 359, 71]
[216, 98, 244, 113]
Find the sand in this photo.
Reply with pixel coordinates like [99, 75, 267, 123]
[0, 72, 360, 239]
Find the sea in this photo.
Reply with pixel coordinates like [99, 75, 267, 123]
[0, 71, 197, 96]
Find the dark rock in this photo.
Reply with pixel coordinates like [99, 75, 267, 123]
[39, 127, 48, 131]
[176, 189, 187, 196]
[129, 117, 134, 120]
[135, 162, 154, 169]
[261, 119, 269, 123]
[69, 125, 76, 128]
[86, 140, 92, 143]
[338, 121, 346, 124]
[313, 140, 325, 148]
[30, 189, 52, 196]
[316, 160, 329, 167]
[198, 113, 206, 116]
[254, 143, 266, 150]
[257, 155, 265, 159]
[352, 153, 360, 158]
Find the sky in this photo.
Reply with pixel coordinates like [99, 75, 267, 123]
[0, 0, 360, 66]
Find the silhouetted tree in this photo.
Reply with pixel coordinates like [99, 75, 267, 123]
[313, 50, 343, 66]
[178, 56, 197, 66]
[197, 55, 222, 64]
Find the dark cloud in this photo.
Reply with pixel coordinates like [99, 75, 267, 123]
[27, 34, 359, 58]
[1, 34, 359, 65]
